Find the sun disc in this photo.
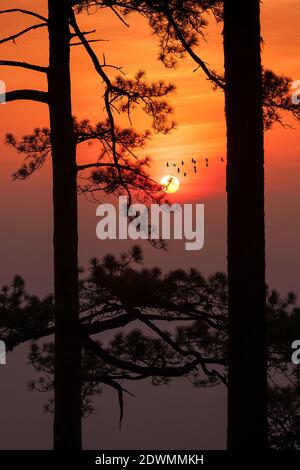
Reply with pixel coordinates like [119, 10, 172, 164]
[160, 175, 180, 194]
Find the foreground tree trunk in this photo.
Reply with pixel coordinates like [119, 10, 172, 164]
[224, 1, 268, 449]
[48, 0, 82, 449]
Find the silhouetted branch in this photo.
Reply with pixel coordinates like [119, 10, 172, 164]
[81, 313, 134, 335]
[163, 5, 224, 88]
[69, 12, 112, 88]
[71, 28, 97, 37]
[0, 23, 47, 45]
[70, 39, 105, 46]
[77, 161, 157, 185]
[70, 13, 171, 206]
[5, 326, 54, 352]
[0, 60, 48, 73]
[82, 335, 218, 379]
[69, 14, 122, 151]
[2, 89, 48, 103]
[82, 374, 134, 427]
[70, 10, 133, 204]
[70, 10, 175, 203]
[3, 254, 300, 445]
[70, 26, 108, 46]
[131, 307, 227, 384]
[0, 8, 48, 23]
[110, 6, 129, 27]
[83, 312, 207, 337]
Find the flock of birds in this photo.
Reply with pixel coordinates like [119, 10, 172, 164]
[166, 156, 224, 177]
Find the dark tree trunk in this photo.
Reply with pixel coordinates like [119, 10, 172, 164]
[48, 0, 82, 449]
[224, 1, 268, 449]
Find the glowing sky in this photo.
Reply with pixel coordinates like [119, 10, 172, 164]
[1, 0, 300, 199]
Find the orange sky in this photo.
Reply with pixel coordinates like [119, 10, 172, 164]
[1, 0, 299, 200]
[0, 0, 299, 295]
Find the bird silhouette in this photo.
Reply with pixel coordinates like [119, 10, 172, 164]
[184, 172, 186, 177]
[194, 166, 197, 173]
[182, 161, 184, 165]
[177, 167, 180, 174]
[221, 157, 224, 162]
[167, 162, 169, 167]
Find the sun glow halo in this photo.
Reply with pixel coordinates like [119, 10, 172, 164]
[160, 175, 180, 194]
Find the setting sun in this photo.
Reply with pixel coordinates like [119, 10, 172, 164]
[160, 175, 181, 194]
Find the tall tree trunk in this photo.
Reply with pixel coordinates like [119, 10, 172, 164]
[48, 0, 82, 449]
[224, 1, 268, 449]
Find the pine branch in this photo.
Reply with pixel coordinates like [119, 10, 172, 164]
[82, 335, 210, 378]
[3, 89, 48, 104]
[110, 6, 130, 27]
[131, 307, 227, 384]
[0, 8, 48, 23]
[77, 161, 142, 172]
[81, 313, 135, 335]
[0, 60, 48, 73]
[163, 6, 224, 89]
[82, 374, 134, 428]
[70, 39, 105, 46]
[0, 23, 47, 45]
[69, 10, 137, 206]
[4, 326, 54, 352]
[70, 28, 97, 37]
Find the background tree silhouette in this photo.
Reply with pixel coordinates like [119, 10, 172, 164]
[1, 248, 300, 449]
